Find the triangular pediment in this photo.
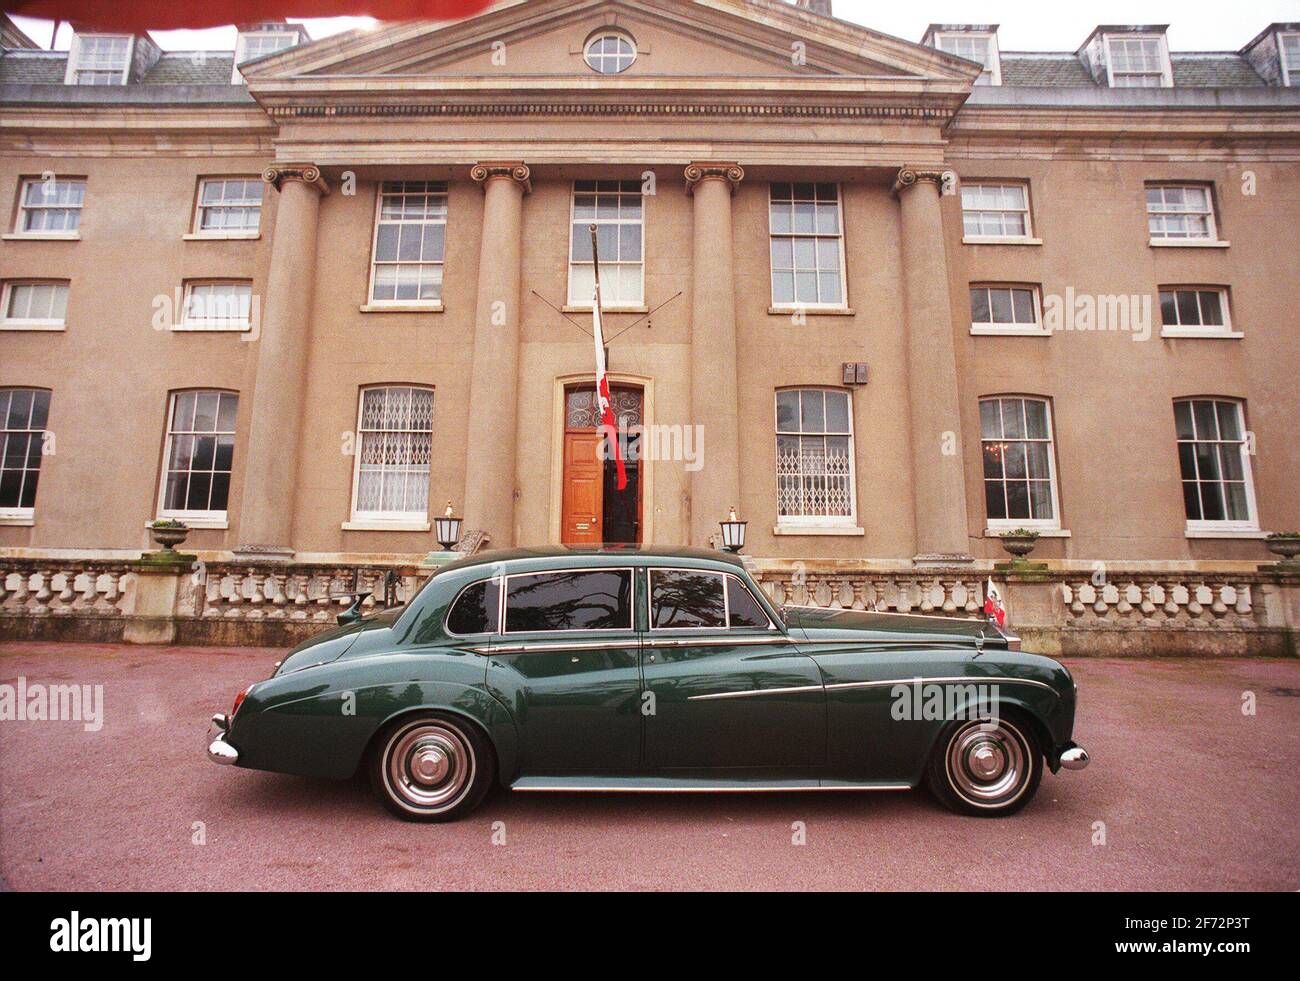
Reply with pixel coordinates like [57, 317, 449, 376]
[241, 0, 979, 84]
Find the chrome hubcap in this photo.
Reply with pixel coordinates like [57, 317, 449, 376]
[386, 722, 474, 812]
[946, 720, 1028, 805]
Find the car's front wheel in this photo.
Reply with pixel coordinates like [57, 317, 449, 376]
[926, 713, 1042, 817]
[370, 712, 494, 822]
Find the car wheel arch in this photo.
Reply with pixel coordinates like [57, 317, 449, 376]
[358, 701, 509, 782]
[917, 696, 1051, 773]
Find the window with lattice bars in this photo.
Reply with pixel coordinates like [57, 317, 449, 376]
[775, 388, 855, 522]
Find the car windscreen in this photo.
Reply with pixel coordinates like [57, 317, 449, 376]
[504, 569, 633, 632]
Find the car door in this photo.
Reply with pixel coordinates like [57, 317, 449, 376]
[640, 567, 826, 768]
[484, 566, 642, 774]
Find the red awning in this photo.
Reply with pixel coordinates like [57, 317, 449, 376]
[1, 1, 495, 33]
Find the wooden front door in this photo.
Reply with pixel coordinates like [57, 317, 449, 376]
[561, 385, 643, 546]
[562, 432, 604, 545]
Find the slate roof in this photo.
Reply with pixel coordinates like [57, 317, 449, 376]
[142, 52, 236, 84]
[0, 34, 1283, 100]
[1170, 53, 1265, 87]
[1000, 54, 1094, 86]
[0, 50, 66, 84]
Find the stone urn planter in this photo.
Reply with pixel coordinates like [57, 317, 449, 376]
[999, 529, 1041, 562]
[1266, 533, 1300, 566]
[148, 520, 189, 554]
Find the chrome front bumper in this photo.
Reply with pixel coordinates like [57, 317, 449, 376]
[1058, 744, 1090, 771]
[206, 713, 239, 766]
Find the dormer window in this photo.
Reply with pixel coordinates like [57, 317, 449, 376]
[584, 32, 636, 74]
[65, 34, 131, 86]
[233, 28, 301, 83]
[1105, 34, 1171, 87]
[933, 31, 1000, 86]
[1281, 32, 1300, 86]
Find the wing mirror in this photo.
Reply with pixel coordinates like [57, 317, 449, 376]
[338, 592, 373, 626]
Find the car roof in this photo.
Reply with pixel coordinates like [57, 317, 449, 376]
[435, 545, 748, 575]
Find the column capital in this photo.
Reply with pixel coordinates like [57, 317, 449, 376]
[685, 162, 744, 195]
[892, 166, 954, 197]
[262, 164, 330, 196]
[470, 161, 532, 194]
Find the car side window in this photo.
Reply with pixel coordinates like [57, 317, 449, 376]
[504, 569, 633, 632]
[650, 569, 726, 628]
[446, 578, 500, 635]
[727, 577, 772, 629]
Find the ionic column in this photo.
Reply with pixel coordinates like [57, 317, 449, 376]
[462, 162, 530, 547]
[894, 167, 971, 563]
[685, 162, 744, 547]
[235, 165, 329, 560]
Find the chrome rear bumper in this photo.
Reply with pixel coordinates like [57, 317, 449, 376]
[1059, 744, 1090, 771]
[206, 713, 239, 766]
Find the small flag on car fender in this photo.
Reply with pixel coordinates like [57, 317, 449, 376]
[984, 579, 1006, 628]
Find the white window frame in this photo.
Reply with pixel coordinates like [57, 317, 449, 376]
[12, 176, 85, 239]
[583, 32, 636, 75]
[190, 177, 263, 238]
[1146, 182, 1225, 247]
[0, 388, 51, 522]
[1158, 286, 1240, 339]
[1103, 33, 1172, 88]
[960, 181, 1038, 244]
[1281, 32, 1300, 87]
[980, 396, 1062, 533]
[177, 280, 253, 332]
[1175, 398, 1259, 533]
[2, 280, 69, 331]
[933, 31, 1001, 86]
[156, 390, 239, 526]
[366, 181, 448, 311]
[567, 180, 645, 310]
[346, 385, 435, 531]
[232, 30, 299, 83]
[969, 283, 1047, 336]
[63, 34, 133, 86]
[774, 387, 859, 530]
[768, 183, 848, 311]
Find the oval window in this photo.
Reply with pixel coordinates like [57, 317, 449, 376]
[584, 33, 636, 74]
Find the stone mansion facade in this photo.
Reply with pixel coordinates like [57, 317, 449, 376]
[1, 0, 1298, 620]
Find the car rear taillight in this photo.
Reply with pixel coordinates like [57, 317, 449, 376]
[231, 685, 251, 717]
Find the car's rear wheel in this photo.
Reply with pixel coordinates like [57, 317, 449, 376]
[926, 713, 1042, 817]
[370, 712, 494, 822]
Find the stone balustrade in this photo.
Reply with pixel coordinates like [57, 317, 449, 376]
[757, 569, 987, 616]
[0, 562, 135, 620]
[0, 556, 1295, 656]
[181, 563, 425, 623]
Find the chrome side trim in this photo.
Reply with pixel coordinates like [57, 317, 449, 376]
[784, 604, 987, 623]
[646, 635, 796, 649]
[512, 783, 912, 794]
[479, 637, 639, 655]
[825, 676, 1059, 696]
[687, 683, 825, 701]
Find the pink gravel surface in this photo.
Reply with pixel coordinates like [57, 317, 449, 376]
[1, 642, 1297, 891]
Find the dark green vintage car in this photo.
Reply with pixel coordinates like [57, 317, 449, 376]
[207, 547, 1088, 821]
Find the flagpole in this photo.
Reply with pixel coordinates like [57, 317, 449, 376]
[589, 223, 602, 309]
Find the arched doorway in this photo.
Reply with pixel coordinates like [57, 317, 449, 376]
[561, 383, 643, 545]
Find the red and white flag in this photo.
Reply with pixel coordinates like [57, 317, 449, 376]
[592, 283, 627, 491]
[984, 578, 1006, 628]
